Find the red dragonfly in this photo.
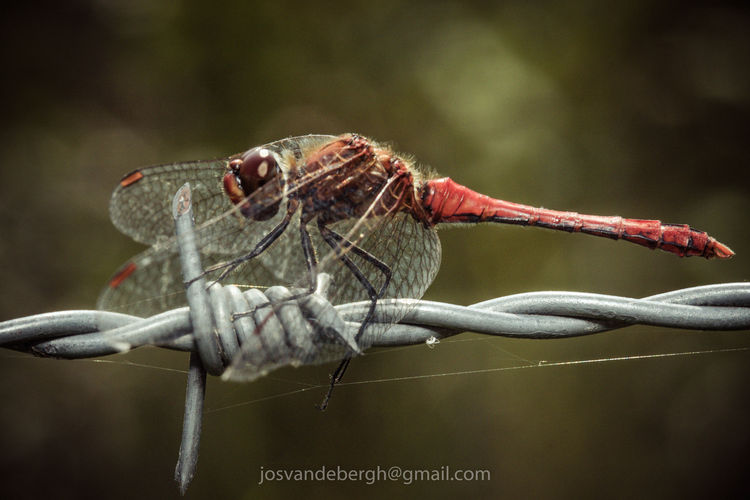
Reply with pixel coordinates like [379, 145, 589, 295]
[99, 134, 733, 374]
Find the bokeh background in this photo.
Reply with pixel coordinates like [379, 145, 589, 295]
[1, 1, 749, 498]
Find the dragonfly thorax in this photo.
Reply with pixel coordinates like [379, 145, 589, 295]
[292, 134, 418, 225]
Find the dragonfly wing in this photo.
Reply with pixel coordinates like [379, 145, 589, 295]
[110, 157, 297, 256]
[110, 159, 231, 245]
[98, 207, 311, 316]
[107, 134, 339, 253]
[97, 243, 189, 316]
[262, 134, 339, 159]
[97, 241, 295, 317]
[309, 212, 441, 329]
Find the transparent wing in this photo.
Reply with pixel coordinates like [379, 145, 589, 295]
[314, 213, 440, 311]
[98, 206, 440, 316]
[96, 212, 296, 316]
[110, 159, 229, 246]
[108, 134, 338, 253]
[97, 244, 188, 316]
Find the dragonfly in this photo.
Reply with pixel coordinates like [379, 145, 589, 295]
[99, 133, 734, 382]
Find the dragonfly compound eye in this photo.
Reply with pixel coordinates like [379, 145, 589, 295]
[222, 148, 283, 221]
[237, 148, 278, 193]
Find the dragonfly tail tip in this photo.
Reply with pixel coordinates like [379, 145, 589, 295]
[710, 240, 734, 259]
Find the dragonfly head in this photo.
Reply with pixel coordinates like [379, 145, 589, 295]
[223, 147, 283, 221]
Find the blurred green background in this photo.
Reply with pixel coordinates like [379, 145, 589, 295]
[1, 1, 749, 498]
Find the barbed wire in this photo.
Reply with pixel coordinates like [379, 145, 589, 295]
[5, 283, 748, 355]
[1, 183, 747, 494]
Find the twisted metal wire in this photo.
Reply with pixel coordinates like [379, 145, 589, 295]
[4, 284, 748, 355]
[1, 183, 747, 493]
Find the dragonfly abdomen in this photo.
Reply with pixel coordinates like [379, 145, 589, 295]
[420, 177, 734, 259]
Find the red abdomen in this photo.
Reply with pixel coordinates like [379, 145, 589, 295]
[420, 177, 733, 259]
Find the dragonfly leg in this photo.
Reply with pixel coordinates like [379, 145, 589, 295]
[298, 221, 321, 294]
[317, 356, 351, 411]
[314, 223, 392, 410]
[196, 201, 298, 286]
[318, 223, 392, 341]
